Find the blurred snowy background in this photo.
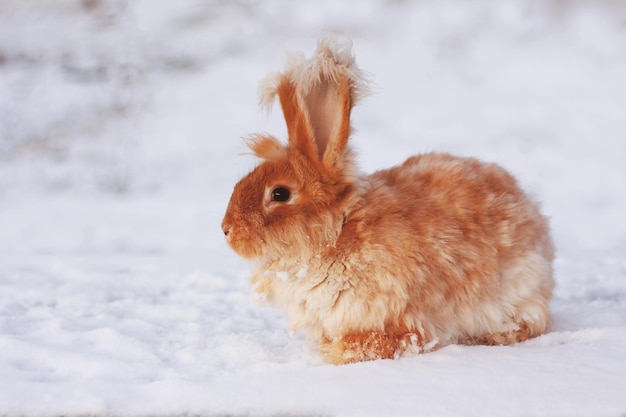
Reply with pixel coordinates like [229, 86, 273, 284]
[1, 1, 625, 416]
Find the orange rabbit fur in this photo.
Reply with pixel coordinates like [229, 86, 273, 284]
[221, 38, 555, 364]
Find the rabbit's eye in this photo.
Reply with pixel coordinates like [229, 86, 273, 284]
[271, 186, 291, 202]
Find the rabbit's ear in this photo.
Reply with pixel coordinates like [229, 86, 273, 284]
[260, 39, 368, 172]
[272, 72, 320, 163]
[301, 61, 353, 169]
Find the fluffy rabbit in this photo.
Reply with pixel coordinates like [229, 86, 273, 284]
[221, 39, 555, 364]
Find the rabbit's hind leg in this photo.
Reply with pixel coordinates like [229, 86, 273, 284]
[473, 306, 550, 346]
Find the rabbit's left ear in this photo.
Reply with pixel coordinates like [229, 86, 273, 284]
[260, 39, 368, 174]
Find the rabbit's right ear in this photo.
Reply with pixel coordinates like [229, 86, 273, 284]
[260, 39, 368, 176]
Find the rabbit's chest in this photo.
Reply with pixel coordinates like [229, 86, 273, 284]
[253, 259, 351, 314]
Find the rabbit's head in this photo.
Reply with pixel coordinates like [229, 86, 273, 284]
[222, 39, 368, 261]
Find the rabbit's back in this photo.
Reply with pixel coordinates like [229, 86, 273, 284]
[365, 152, 553, 264]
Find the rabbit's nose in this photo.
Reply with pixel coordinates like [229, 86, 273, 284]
[222, 224, 231, 238]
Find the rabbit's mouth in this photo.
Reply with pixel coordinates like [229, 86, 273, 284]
[222, 224, 263, 260]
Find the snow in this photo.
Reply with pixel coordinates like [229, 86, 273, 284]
[1, 0, 625, 416]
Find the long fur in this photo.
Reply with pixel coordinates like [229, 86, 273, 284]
[259, 38, 370, 113]
[222, 40, 555, 364]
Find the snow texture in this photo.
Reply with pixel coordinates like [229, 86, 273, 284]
[1, 0, 625, 416]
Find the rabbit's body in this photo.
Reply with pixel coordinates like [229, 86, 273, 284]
[249, 152, 553, 363]
[222, 39, 554, 364]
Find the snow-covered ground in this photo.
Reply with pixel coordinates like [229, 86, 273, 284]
[1, 0, 626, 415]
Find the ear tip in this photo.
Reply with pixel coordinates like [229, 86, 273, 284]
[315, 36, 355, 64]
[258, 38, 372, 112]
[258, 72, 283, 113]
[309, 36, 373, 104]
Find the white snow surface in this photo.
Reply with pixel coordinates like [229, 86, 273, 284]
[1, 1, 626, 416]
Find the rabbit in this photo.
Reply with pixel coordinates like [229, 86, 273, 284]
[221, 38, 555, 365]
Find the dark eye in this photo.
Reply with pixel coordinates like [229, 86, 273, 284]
[271, 186, 291, 202]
